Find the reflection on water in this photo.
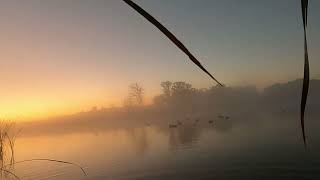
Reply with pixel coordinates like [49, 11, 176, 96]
[9, 116, 320, 179]
[126, 128, 149, 156]
[168, 125, 200, 151]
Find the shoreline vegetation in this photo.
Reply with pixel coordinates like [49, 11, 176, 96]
[12, 78, 320, 137]
[0, 120, 87, 179]
[0, 121, 87, 179]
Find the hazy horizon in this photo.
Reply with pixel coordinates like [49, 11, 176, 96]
[3, 77, 318, 123]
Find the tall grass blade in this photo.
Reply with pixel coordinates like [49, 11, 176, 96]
[122, 0, 223, 86]
[300, 0, 309, 148]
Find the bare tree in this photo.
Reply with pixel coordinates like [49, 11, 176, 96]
[127, 83, 144, 107]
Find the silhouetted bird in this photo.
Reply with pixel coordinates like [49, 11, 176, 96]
[169, 124, 178, 128]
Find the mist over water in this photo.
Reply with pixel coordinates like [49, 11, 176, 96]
[1, 0, 319, 179]
[5, 79, 320, 179]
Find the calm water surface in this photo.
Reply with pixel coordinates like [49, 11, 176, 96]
[13, 118, 320, 180]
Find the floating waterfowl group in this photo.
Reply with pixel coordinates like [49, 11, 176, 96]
[218, 114, 230, 120]
[169, 114, 231, 128]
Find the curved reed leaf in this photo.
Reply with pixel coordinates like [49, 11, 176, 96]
[122, 0, 223, 86]
[300, 0, 309, 148]
[12, 159, 87, 176]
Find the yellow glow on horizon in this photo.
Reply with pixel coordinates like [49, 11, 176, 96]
[0, 92, 116, 121]
[0, 99, 90, 121]
[0, 92, 154, 121]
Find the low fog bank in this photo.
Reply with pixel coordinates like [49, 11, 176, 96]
[18, 79, 320, 137]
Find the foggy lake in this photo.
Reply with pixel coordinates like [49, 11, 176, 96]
[12, 113, 320, 180]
